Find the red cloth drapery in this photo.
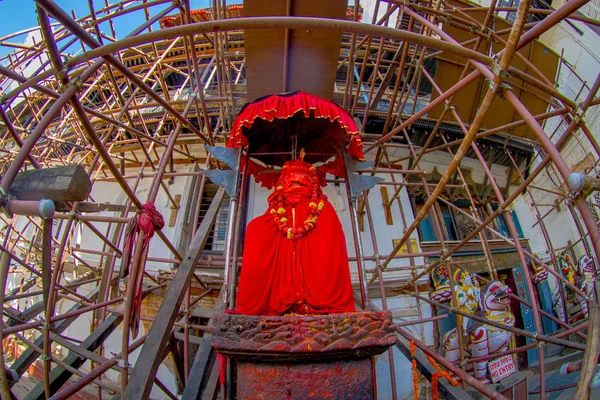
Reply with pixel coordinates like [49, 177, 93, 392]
[235, 200, 356, 315]
[121, 202, 165, 337]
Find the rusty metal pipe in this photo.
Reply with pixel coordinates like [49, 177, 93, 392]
[3, 199, 55, 219]
[397, 328, 509, 400]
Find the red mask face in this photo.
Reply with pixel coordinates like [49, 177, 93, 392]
[281, 171, 312, 205]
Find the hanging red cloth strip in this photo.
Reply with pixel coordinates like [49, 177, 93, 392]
[121, 201, 165, 336]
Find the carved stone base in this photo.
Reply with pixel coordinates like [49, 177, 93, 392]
[211, 311, 397, 399]
[238, 358, 373, 399]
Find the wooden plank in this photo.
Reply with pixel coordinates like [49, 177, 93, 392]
[202, 362, 220, 400]
[174, 332, 204, 346]
[189, 307, 218, 319]
[124, 188, 226, 400]
[6, 277, 37, 298]
[6, 272, 96, 328]
[54, 201, 128, 213]
[182, 292, 225, 400]
[380, 187, 394, 225]
[50, 333, 114, 369]
[169, 194, 182, 227]
[168, 332, 185, 392]
[357, 194, 365, 232]
[8, 165, 91, 202]
[369, 45, 405, 110]
[6, 302, 45, 328]
[24, 313, 123, 400]
[181, 333, 215, 400]
[9, 288, 100, 381]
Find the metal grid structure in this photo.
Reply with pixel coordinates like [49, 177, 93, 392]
[0, 0, 599, 399]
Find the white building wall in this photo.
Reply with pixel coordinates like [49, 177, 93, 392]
[72, 165, 196, 273]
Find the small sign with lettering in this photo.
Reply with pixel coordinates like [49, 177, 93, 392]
[488, 355, 516, 383]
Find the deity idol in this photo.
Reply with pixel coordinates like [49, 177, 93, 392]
[443, 269, 515, 383]
[577, 255, 596, 318]
[235, 156, 356, 315]
[453, 269, 481, 331]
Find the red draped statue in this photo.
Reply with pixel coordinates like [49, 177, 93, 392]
[236, 157, 356, 315]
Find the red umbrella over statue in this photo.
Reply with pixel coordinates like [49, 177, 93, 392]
[225, 90, 366, 187]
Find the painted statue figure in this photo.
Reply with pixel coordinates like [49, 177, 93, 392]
[577, 255, 595, 318]
[430, 265, 452, 304]
[235, 155, 355, 316]
[557, 251, 595, 321]
[531, 255, 549, 284]
[558, 251, 577, 302]
[453, 269, 480, 331]
[443, 276, 514, 383]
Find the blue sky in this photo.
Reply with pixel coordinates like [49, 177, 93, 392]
[0, 0, 240, 59]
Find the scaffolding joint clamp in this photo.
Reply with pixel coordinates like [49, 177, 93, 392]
[56, 69, 68, 83]
[41, 355, 51, 361]
[444, 104, 455, 111]
[491, 62, 510, 81]
[573, 107, 586, 125]
[487, 78, 511, 97]
[116, 358, 131, 368]
[71, 76, 83, 90]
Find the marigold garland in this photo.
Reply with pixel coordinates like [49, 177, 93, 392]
[410, 340, 418, 400]
[426, 354, 459, 400]
[268, 158, 326, 240]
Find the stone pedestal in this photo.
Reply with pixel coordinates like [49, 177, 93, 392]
[211, 311, 397, 399]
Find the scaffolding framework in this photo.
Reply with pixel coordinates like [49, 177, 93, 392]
[1, 0, 600, 399]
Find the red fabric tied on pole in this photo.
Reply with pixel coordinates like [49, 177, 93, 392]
[121, 201, 165, 336]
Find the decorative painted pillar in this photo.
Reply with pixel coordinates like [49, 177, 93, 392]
[531, 255, 558, 334]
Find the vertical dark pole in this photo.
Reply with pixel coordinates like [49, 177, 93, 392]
[342, 151, 369, 309]
[42, 219, 53, 308]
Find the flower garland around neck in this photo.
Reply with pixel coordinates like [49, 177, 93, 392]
[268, 163, 326, 241]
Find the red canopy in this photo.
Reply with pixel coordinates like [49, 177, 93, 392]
[226, 91, 364, 187]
